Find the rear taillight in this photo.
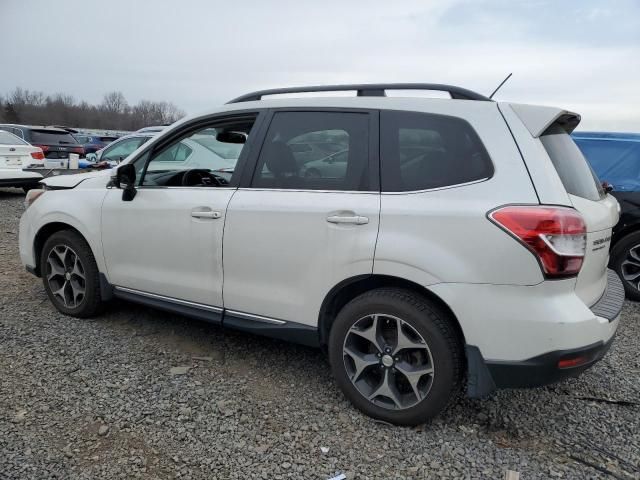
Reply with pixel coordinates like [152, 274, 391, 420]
[31, 151, 45, 160]
[489, 205, 586, 279]
[34, 144, 49, 153]
[72, 146, 84, 155]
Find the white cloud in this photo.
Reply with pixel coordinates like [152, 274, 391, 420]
[0, 0, 638, 130]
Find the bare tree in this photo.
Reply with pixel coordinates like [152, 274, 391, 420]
[0, 88, 185, 130]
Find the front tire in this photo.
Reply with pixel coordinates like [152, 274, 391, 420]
[328, 288, 463, 426]
[40, 230, 103, 317]
[610, 231, 640, 301]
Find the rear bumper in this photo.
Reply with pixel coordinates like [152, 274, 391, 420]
[456, 269, 624, 398]
[485, 335, 615, 389]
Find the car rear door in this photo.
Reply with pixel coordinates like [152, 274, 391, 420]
[222, 109, 380, 329]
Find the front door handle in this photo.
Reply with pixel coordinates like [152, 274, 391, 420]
[326, 215, 369, 225]
[191, 210, 221, 219]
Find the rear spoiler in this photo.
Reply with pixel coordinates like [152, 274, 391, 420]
[508, 103, 581, 137]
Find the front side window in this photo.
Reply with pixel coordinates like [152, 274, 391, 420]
[139, 118, 255, 187]
[251, 111, 369, 191]
[380, 110, 493, 192]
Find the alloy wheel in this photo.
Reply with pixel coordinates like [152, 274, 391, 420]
[621, 244, 640, 293]
[46, 245, 86, 309]
[342, 314, 434, 410]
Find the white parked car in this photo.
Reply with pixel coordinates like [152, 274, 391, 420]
[18, 84, 623, 425]
[0, 129, 44, 191]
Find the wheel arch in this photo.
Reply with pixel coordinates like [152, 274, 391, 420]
[611, 222, 640, 251]
[318, 274, 466, 349]
[33, 222, 88, 277]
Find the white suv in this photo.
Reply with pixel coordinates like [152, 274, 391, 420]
[19, 84, 624, 425]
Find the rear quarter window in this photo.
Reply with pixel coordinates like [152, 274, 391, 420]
[541, 126, 604, 201]
[380, 110, 493, 192]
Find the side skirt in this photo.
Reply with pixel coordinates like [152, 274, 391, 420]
[112, 286, 320, 347]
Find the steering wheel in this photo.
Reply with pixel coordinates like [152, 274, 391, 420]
[181, 169, 225, 187]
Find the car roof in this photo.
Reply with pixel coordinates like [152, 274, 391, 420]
[572, 131, 640, 142]
[0, 123, 71, 134]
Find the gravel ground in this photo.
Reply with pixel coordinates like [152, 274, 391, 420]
[1, 187, 639, 480]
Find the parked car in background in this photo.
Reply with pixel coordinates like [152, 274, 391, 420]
[87, 133, 155, 166]
[574, 131, 640, 299]
[0, 129, 44, 191]
[20, 83, 622, 426]
[136, 126, 167, 134]
[73, 134, 119, 155]
[0, 124, 84, 168]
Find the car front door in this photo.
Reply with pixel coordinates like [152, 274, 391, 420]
[223, 110, 380, 330]
[101, 114, 261, 316]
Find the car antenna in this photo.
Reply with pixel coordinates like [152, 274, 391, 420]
[488, 73, 513, 100]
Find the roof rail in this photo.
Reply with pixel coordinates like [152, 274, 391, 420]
[227, 83, 491, 104]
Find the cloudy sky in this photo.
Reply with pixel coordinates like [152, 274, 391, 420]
[1, 0, 639, 130]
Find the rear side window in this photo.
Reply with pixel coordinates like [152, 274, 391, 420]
[0, 130, 27, 145]
[380, 111, 493, 192]
[541, 126, 604, 201]
[251, 111, 370, 191]
[31, 130, 79, 145]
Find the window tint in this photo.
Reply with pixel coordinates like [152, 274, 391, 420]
[0, 130, 27, 145]
[380, 111, 493, 192]
[251, 112, 369, 191]
[102, 138, 143, 163]
[575, 139, 640, 191]
[139, 119, 255, 187]
[30, 130, 78, 145]
[541, 127, 604, 201]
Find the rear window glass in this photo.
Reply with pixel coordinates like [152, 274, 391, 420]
[0, 130, 27, 145]
[541, 126, 604, 201]
[574, 139, 640, 191]
[31, 130, 79, 145]
[380, 110, 493, 192]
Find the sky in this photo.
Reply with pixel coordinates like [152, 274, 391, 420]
[1, 0, 639, 131]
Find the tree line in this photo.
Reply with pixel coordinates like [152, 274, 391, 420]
[0, 88, 186, 131]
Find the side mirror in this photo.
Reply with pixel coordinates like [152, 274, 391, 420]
[115, 164, 137, 201]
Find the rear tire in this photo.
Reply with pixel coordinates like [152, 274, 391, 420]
[40, 230, 103, 317]
[328, 288, 463, 426]
[610, 231, 640, 301]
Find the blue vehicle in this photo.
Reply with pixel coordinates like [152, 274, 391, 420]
[73, 134, 119, 155]
[574, 131, 640, 300]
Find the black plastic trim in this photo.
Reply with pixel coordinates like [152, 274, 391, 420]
[25, 265, 37, 276]
[223, 312, 320, 348]
[109, 284, 319, 347]
[227, 83, 491, 103]
[483, 336, 615, 389]
[0, 178, 41, 188]
[465, 345, 497, 398]
[590, 269, 624, 322]
[112, 288, 223, 324]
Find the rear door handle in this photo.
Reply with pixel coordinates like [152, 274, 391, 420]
[191, 210, 221, 219]
[326, 215, 369, 225]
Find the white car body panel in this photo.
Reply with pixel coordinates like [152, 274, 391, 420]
[223, 189, 379, 326]
[101, 187, 235, 307]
